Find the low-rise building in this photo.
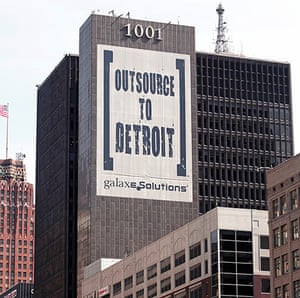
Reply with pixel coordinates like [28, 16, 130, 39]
[82, 207, 270, 298]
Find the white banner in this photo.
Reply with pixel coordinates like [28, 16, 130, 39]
[96, 45, 192, 202]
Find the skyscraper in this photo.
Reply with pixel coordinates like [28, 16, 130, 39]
[34, 13, 293, 297]
[35, 55, 78, 297]
[197, 53, 293, 213]
[0, 159, 34, 293]
[77, 14, 199, 296]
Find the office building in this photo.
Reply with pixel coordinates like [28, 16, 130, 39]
[82, 207, 270, 298]
[196, 52, 293, 213]
[77, 13, 293, 295]
[34, 11, 293, 297]
[0, 282, 33, 298]
[35, 55, 78, 297]
[267, 154, 300, 298]
[77, 14, 200, 296]
[0, 159, 34, 294]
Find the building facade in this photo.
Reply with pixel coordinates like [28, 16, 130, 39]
[0, 282, 33, 298]
[34, 12, 294, 297]
[267, 154, 300, 298]
[82, 207, 270, 298]
[77, 13, 293, 295]
[77, 14, 200, 296]
[196, 52, 293, 213]
[0, 159, 34, 294]
[35, 55, 78, 297]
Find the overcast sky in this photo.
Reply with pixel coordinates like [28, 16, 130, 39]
[0, 0, 299, 183]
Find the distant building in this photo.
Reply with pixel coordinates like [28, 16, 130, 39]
[267, 154, 300, 298]
[0, 282, 33, 298]
[82, 207, 271, 298]
[0, 159, 34, 294]
[34, 54, 78, 297]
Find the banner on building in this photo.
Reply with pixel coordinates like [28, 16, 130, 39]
[96, 45, 192, 202]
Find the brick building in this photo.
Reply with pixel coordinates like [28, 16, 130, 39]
[267, 154, 300, 297]
[0, 159, 34, 294]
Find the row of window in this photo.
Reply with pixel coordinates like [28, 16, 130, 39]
[275, 280, 300, 298]
[272, 188, 300, 219]
[0, 270, 31, 277]
[198, 56, 289, 76]
[0, 247, 32, 254]
[0, 262, 32, 270]
[0, 239, 33, 246]
[114, 264, 203, 297]
[199, 166, 265, 183]
[274, 249, 300, 277]
[199, 183, 266, 202]
[120, 283, 203, 298]
[199, 100, 289, 119]
[113, 240, 209, 296]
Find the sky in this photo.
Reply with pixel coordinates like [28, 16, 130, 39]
[0, 0, 299, 184]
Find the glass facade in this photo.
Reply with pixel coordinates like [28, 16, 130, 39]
[211, 229, 253, 298]
[35, 55, 78, 297]
[197, 54, 293, 213]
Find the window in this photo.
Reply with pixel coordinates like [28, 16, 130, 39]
[160, 257, 170, 274]
[190, 285, 202, 298]
[273, 199, 279, 218]
[280, 195, 287, 215]
[274, 228, 281, 247]
[281, 225, 288, 245]
[160, 277, 171, 293]
[136, 270, 144, 285]
[275, 287, 282, 298]
[275, 257, 281, 277]
[205, 260, 208, 274]
[175, 250, 185, 267]
[147, 283, 157, 298]
[204, 238, 208, 252]
[175, 270, 185, 287]
[113, 281, 121, 296]
[260, 235, 269, 249]
[283, 284, 289, 298]
[190, 263, 201, 280]
[124, 275, 133, 291]
[260, 257, 270, 271]
[294, 280, 300, 298]
[189, 242, 201, 259]
[136, 289, 144, 298]
[293, 249, 300, 270]
[282, 254, 288, 274]
[261, 279, 270, 293]
[290, 189, 298, 209]
[292, 219, 299, 240]
[147, 264, 157, 280]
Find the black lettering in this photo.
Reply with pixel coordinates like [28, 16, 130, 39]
[115, 122, 124, 152]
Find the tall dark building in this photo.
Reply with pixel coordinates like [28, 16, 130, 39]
[77, 14, 199, 296]
[196, 53, 293, 213]
[35, 55, 78, 297]
[34, 14, 293, 298]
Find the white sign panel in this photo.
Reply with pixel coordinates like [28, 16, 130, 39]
[96, 45, 192, 202]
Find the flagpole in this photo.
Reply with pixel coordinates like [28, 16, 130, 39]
[6, 103, 8, 159]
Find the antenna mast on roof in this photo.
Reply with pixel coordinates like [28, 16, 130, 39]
[215, 3, 229, 53]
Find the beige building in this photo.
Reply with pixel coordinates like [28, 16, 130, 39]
[267, 154, 300, 298]
[82, 207, 270, 298]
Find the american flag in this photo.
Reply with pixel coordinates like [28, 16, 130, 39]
[0, 105, 8, 118]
